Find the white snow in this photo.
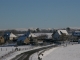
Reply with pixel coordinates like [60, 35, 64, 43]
[29, 46, 57, 60]
[58, 30, 69, 35]
[29, 44, 80, 60]
[0, 44, 55, 60]
[1, 44, 80, 60]
[42, 47, 57, 57]
[34, 33, 53, 39]
[0, 45, 33, 60]
[43, 44, 80, 60]
[10, 33, 17, 38]
[0, 47, 16, 57]
[29, 33, 37, 37]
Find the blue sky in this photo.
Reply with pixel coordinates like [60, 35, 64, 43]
[0, 0, 80, 29]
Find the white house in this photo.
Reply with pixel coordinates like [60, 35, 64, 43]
[9, 33, 17, 40]
[4, 32, 17, 41]
[52, 30, 69, 40]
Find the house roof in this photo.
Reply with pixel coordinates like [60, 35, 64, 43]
[29, 33, 37, 37]
[10, 33, 17, 37]
[17, 31, 30, 42]
[4, 32, 17, 37]
[4, 32, 11, 36]
[74, 31, 80, 33]
[58, 30, 69, 35]
[17, 36, 26, 42]
[33, 33, 53, 39]
[23, 31, 30, 37]
[72, 31, 80, 36]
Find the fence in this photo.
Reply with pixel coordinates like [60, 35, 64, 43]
[0, 46, 34, 59]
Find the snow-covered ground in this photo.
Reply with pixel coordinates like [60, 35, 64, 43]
[0, 47, 16, 57]
[29, 47, 57, 60]
[29, 44, 80, 60]
[2, 43, 80, 60]
[0, 44, 55, 60]
[0, 45, 33, 60]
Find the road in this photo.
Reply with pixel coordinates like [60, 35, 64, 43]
[11, 45, 57, 60]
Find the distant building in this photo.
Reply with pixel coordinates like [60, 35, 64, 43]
[17, 32, 53, 45]
[29, 33, 37, 38]
[17, 31, 30, 45]
[34, 33, 53, 39]
[3, 32, 17, 41]
[0, 36, 5, 45]
[72, 31, 80, 37]
[52, 30, 69, 40]
[71, 31, 80, 41]
[17, 36, 30, 45]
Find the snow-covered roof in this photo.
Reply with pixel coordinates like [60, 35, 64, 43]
[17, 31, 30, 42]
[72, 31, 80, 36]
[17, 36, 26, 42]
[4, 32, 11, 36]
[29, 33, 37, 37]
[16, 33, 52, 38]
[10, 33, 17, 37]
[16, 34, 24, 36]
[74, 31, 80, 33]
[58, 30, 69, 35]
[33, 33, 53, 39]
[4, 32, 17, 38]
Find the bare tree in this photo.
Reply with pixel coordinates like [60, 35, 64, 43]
[36, 28, 40, 32]
[66, 27, 70, 32]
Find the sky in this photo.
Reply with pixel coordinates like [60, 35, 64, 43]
[0, 0, 80, 29]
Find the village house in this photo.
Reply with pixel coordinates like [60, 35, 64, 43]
[3, 32, 17, 42]
[29, 33, 37, 45]
[72, 31, 80, 37]
[32, 33, 53, 45]
[0, 36, 5, 45]
[17, 36, 30, 45]
[17, 31, 30, 45]
[34, 33, 53, 39]
[17, 31, 53, 45]
[52, 30, 69, 40]
[17, 31, 47, 45]
[71, 31, 80, 42]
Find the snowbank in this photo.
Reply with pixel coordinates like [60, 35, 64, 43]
[29, 44, 80, 60]
[43, 44, 80, 60]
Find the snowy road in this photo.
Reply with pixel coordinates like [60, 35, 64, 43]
[11, 44, 57, 60]
[29, 46, 57, 60]
[29, 44, 80, 60]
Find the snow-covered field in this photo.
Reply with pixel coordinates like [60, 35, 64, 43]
[29, 44, 80, 60]
[43, 44, 80, 60]
[0, 44, 55, 60]
[0, 45, 33, 60]
[1, 43, 80, 60]
[0, 47, 16, 57]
